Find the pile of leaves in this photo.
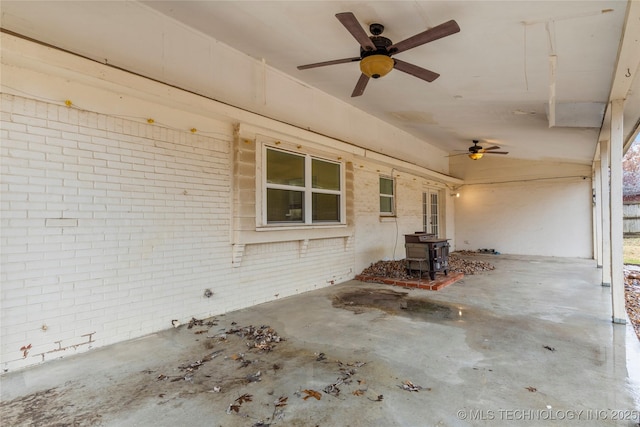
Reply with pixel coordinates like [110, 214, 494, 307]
[221, 324, 284, 352]
[359, 253, 495, 279]
[360, 260, 414, 279]
[448, 253, 495, 275]
[624, 268, 640, 342]
[294, 359, 373, 402]
[154, 321, 284, 386]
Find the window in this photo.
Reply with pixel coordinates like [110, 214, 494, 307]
[265, 147, 343, 225]
[380, 176, 395, 215]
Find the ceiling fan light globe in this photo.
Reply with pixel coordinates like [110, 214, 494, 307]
[360, 55, 394, 79]
[468, 152, 483, 160]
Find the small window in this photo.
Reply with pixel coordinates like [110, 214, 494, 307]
[265, 147, 343, 225]
[380, 176, 395, 215]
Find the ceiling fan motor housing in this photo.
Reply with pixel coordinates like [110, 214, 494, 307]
[359, 35, 394, 78]
[360, 36, 393, 57]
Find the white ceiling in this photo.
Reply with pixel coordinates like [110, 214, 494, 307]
[2, 1, 638, 165]
[140, 0, 627, 164]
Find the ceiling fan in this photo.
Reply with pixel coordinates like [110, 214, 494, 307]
[297, 12, 460, 97]
[449, 140, 509, 160]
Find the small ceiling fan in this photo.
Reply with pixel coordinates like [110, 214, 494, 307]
[297, 12, 460, 97]
[449, 140, 509, 160]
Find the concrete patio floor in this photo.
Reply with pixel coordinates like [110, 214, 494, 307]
[2, 254, 639, 426]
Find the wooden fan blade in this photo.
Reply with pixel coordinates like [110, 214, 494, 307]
[485, 151, 509, 155]
[336, 12, 376, 51]
[445, 152, 472, 157]
[482, 145, 501, 151]
[388, 20, 460, 55]
[393, 59, 440, 82]
[297, 57, 361, 70]
[351, 73, 370, 97]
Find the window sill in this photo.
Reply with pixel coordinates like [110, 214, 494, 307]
[379, 216, 397, 222]
[234, 224, 353, 245]
[256, 223, 347, 232]
[231, 225, 354, 266]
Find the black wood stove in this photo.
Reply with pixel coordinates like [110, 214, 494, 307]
[404, 233, 450, 280]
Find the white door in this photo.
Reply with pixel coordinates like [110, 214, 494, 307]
[423, 190, 440, 237]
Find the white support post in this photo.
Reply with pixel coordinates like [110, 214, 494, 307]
[593, 162, 603, 266]
[599, 140, 611, 287]
[609, 100, 625, 324]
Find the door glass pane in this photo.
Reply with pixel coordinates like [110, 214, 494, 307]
[422, 192, 428, 232]
[422, 191, 440, 236]
[430, 192, 439, 236]
[312, 159, 340, 190]
[267, 149, 304, 186]
[313, 193, 340, 221]
[267, 189, 303, 222]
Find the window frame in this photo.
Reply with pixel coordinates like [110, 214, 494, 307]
[379, 175, 396, 216]
[261, 145, 346, 227]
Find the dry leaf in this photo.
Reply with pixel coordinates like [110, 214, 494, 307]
[20, 344, 32, 358]
[274, 396, 288, 407]
[353, 389, 365, 396]
[236, 393, 253, 404]
[323, 383, 341, 396]
[525, 386, 537, 392]
[401, 380, 424, 392]
[302, 389, 322, 401]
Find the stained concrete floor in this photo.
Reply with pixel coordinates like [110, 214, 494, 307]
[2, 254, 640, 426]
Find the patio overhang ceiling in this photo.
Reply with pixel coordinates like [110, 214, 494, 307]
[1, 1, 639, 164]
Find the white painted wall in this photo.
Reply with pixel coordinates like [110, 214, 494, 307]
[0, 34, 458, 371]
[450, 156, 593, 257]
[0, 93, 228, 369]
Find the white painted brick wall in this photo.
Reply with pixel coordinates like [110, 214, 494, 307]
[1, 88, 445, 372]
[1, 94, 235, 371]
[0, 93, 372, 372]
